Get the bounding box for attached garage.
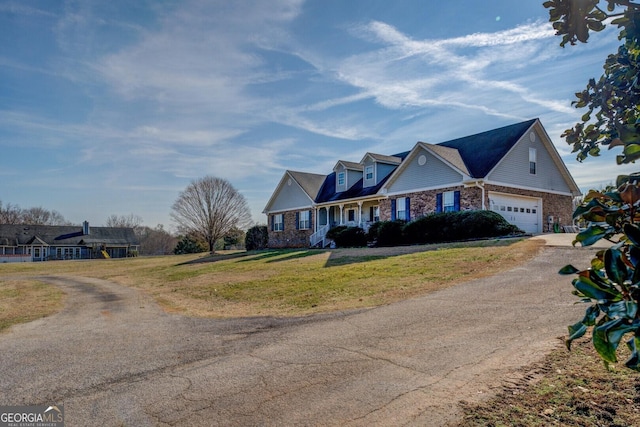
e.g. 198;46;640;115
489;192;542;234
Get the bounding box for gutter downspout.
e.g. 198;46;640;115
474;181;486;210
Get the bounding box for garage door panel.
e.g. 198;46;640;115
489;193;541;234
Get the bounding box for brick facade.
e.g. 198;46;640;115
380;186;483;221
380;184;574;233
267;209;316;248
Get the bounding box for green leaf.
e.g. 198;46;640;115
559;264;580;275
573;274;622;301
607;321;636;349
625;336;640;371
604;248;627;285
587;21;605;32
624;223;640;247
594;318;638;364
572;198;620;221
566;321;587;350
582;304;600;326
573;225;607;247
593;322;618;363
601;301;638;320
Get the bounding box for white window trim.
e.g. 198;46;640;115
443;191;455;212
397;197;407;220
337;172;346;186
274;214;284;231
365;165;374;180
299;211;310;230
529;148;537;175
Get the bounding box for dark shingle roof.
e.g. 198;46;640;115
311;119;537;203
436;119;536;178
0;224;139;246
315;172;391;203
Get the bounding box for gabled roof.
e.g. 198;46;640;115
0;224;139;247
436;118;537;178
315;172;391;204
334;160;363;171
263;170;326;213
422;143;469;175
265;118;579;211
361;152;403;165
25;235;49;246
288;171;326;200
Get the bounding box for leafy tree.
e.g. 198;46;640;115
223;227;245;249
545;0;640;162
545;0;640;369
171;176;252;253
245;225;269;250
174;235;208;255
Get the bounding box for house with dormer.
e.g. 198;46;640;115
263;119;581;248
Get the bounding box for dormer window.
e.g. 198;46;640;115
337;172;345;186
365;166;373;180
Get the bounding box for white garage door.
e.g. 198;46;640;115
489;193;542;234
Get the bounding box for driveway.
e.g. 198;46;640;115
0;239;598;426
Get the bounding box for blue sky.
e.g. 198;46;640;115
0;0;634;229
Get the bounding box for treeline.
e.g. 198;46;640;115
0;203;179;256
0;202;259;256
0;201;70;226
89;213;180;256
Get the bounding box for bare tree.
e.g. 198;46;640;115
105;214;143;232
21;207;69;225
137;224;178;255
0;201;22;224
0;202;69;225
171;176;252;253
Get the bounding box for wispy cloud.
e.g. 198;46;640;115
0;2;57;17
330;20;571;121
0;0;625;226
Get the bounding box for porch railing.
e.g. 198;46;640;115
310;224;331;247
310;221;377;247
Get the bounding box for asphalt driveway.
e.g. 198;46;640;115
0;241;597;426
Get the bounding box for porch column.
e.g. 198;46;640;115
357;201;363;226
339;204;344;225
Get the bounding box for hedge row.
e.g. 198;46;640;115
327;210;524;248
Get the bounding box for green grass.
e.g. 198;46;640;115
0;238;539;318
0;280;65;332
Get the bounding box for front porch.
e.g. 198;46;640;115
310;199;382;247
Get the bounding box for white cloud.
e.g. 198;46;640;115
0;2;57;17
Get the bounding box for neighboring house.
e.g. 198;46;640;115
0;221;139;262
263;118;582;248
